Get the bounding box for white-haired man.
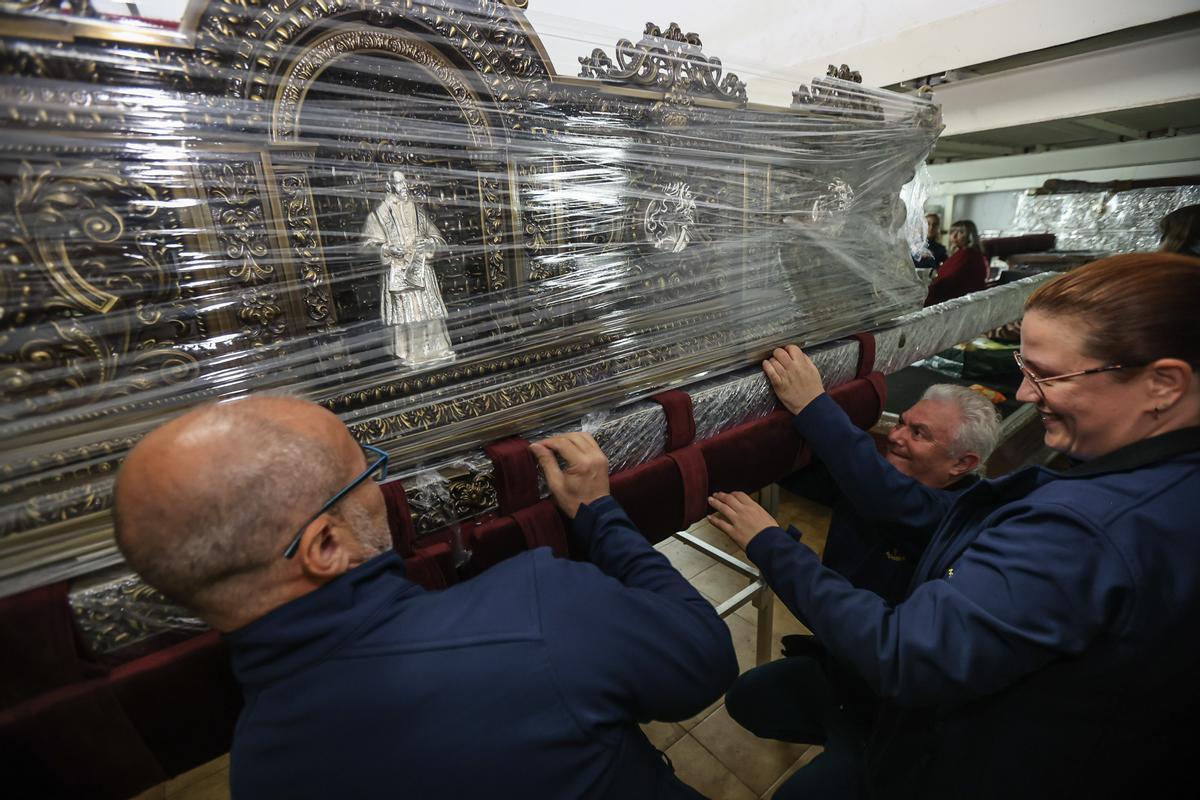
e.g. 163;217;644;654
723;346;1000;799
813;380;1002;604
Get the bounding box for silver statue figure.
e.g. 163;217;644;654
362;170;455;366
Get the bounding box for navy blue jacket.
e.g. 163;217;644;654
225;496;737;799
787;394;974;605
749;398;1200;798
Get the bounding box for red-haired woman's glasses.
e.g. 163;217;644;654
1013;351;1137;401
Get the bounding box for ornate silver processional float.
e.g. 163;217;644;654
0;2;1043;652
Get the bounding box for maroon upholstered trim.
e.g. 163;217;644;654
513;499;569;557
847;331;877;378
610;457;688;545
667;446;710;528
485;437;539;515
701;409;810;493
108;632;240;778
459;516;528;578
651;390;709;528
0;581;86;711
484;437;569;557
651;390;697;452
381;479;417;556
0;679;167;799
406;542;457;590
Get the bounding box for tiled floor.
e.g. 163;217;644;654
137;490;833;800
645;491;832;800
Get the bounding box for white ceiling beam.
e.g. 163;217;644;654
933;141;1024;156
928;160;1200;196
1068;117;1146;140
931;29;1200;138
926;133;1200;184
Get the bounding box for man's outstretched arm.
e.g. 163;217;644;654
766;344;954;532
531;434;738;723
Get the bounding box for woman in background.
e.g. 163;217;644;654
924;218;988;306
1159;203;1200;256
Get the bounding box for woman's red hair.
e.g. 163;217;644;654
1025;252;1200;370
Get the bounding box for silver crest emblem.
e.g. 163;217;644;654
644;182;697;253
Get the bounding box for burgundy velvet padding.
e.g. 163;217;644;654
484;437;540;514
486;436;569;558
848;331;876;378
381;479;418;556
667;446;710;527
651;390;697;452
700;409;810;494
513;499;568;557
0;582;86;711
405;542;457;590
650;390;709;531
108;632;241;778
0;679;166;799
458;516;529;579
610;457;692;545
828;332;888;430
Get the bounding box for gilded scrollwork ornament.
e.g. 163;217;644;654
792;64;885;119
578;22;748;106
0;158;199;422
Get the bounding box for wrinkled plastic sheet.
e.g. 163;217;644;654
68;272;1048;655
1011;185;1200;253
2;3;941;602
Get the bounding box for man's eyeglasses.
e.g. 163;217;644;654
283;443;389;559
1013;351;1138;402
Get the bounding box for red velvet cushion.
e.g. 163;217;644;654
108;632;241;778
0;582;88;711
0;679;166;799
382;480;418;556
701;409;810;493
611;456;691;544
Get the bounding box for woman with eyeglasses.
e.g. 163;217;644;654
708;252;1200;799
923;219;989;306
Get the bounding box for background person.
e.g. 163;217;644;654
914;212;949;270
113;398;736;800
924;219;989;306
712;252;1200;799
1159;203;1200;256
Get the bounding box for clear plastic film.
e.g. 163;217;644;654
67;272;1049;656
0;2;942;595
69;564;207;656
385;275;1045;546
900;163;934;260
1011;185;1200;253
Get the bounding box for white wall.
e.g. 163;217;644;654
954;191;1023;235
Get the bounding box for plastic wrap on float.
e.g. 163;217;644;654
1011;185;1200;253
0;2;946;596
65;272;1050;655
68;566;207;656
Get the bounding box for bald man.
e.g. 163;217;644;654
114;397;736;800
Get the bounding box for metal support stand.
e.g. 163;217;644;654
672;483;780;667
755;485;779;666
